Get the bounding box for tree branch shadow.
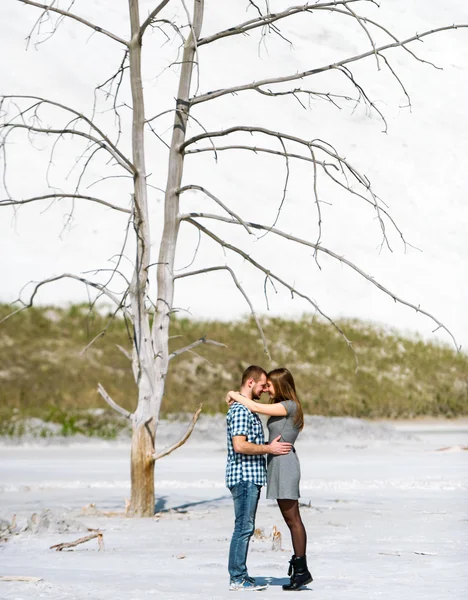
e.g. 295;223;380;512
155;495;230;513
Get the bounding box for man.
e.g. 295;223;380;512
226;365;292;591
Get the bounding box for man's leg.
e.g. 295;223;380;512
228;481;261;583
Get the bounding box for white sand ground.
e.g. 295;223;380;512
0;418;467;600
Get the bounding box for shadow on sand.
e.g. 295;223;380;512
255;576;313;591
155;495;230;513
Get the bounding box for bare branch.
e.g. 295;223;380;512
153;404;203;461
145;109;175;124
181;124;328;154
18;0;128;46
308;145;322;251
182;125;398;247
342;1;380;70
253;86;355;109
12;273;131;319
191;25;468;105
184;142;399;246
178;185;252;234
80;331;106;356
0;193;131;214
2;122;135;174
197;1;368;46
321;6;444;70
182;213;460;350
1;96;132;169
168;335;226;360
184;218;357;360
79;304;124;355
0;306;26;326
256;135;290;238
116;344;132;360
174;266;271;358
97;383;132;419
185;143;330;167
140;0;173;39
92;51;129;142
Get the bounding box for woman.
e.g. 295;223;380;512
226;368;313;591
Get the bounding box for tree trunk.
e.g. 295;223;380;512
130;420;155;517
128;0;155;517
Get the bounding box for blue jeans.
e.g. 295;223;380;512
228;480;261;582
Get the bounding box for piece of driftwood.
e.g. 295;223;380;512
50;531;104;552
81;499;131;517
0;576;42;582
271;526;282;551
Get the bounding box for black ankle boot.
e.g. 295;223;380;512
282;555;313;591
287;555;296;577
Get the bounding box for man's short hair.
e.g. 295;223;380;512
241;365;267;386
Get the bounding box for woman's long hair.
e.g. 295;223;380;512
267;368;304;430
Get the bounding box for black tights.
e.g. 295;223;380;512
277;499;307;557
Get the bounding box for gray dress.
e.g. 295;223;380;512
266;400;301;499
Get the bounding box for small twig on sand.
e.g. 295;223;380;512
50;530;104;552
81;499;131;517
436;445;468;452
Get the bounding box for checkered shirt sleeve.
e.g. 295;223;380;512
225;403;267;488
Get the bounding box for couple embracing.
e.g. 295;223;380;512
225;365;312;592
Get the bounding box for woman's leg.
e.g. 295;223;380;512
277;498;307;557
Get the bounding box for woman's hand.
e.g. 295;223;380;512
226;390;248;407
225;391;236;406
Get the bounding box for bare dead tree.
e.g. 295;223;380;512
1;0;466;516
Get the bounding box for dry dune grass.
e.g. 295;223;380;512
0;304;467;437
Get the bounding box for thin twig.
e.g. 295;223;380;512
140;0;173;39
116;344;132;360
178;185;252;234
175;265;270;357
18;0;128;46
0;193;131;214
169;336;226;360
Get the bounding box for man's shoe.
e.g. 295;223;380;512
229;578;268;591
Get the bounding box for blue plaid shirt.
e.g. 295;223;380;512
226;402;267;488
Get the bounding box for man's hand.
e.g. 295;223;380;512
232;434;292;456
268;435;292;455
